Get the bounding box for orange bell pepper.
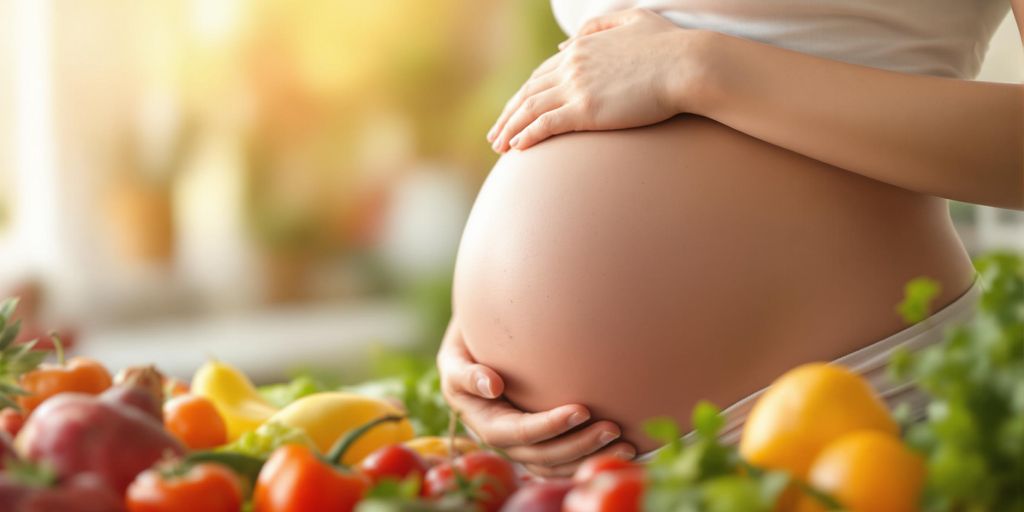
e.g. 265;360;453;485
18;357;112;414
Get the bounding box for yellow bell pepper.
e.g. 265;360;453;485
403;436;479;459
191;360;279;441
267;391;414;465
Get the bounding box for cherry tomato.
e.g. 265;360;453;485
358;444;428;485
164;394;228;450
423;451;518;512
126;463;243;512
18;357;111;414
573;454;636;483
563;468;644;512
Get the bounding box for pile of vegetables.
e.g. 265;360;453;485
0;251;1019;511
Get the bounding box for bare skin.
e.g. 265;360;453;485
441;5;1023;477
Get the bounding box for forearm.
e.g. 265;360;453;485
690;31;1024;209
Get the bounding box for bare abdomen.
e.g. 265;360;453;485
452;115;972;451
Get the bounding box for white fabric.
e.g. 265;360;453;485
637;278;983;461
551;0;1011;78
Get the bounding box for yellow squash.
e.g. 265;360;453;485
191;360;279;441
267;391;414;465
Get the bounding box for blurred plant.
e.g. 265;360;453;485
890;251;1024;511
644;403;794;512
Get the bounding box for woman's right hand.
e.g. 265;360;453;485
437;317;636;477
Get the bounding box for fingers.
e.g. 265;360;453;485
437;320;505;399
504;420;621;467
523;441;637;478
488;74;560;148
456;396;591;449
493;86;565;152
508;105;576;151
487;53;564;143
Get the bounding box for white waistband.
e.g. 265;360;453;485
638;278;982;461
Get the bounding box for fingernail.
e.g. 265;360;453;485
615;448;636;460
567;411;589;428
598;431;619;445
486;127;496;142
476;377;492;398
509;136;520;148
491;140;501;152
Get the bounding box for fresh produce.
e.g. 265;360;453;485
253;444;369;512
218;421;314;459
422;451;518;512
162;377;189;399
18;356;112;416
107;366;165;421
643;403;790;512
499;478;574;512
14;376;185;494
0;432;14;470
563;468;645;512
573;454;636;483
191;361;278;441
0;468;126;512
0;408;23;439
164;395;228;450
889;251;1024;511
739;362;898;479
403;436;478;464
252;415;408;512
0;299;49;411
0;251;1014;511
358;444;428;486
796;430;925;512
125;462;244;512
268;392;414;464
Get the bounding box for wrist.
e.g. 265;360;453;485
669;29;736;118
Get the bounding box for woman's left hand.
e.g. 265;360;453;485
488;8;713;153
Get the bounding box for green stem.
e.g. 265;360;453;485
325;415;405;466
49;331;64;366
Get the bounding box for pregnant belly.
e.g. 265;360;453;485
452;115;971;451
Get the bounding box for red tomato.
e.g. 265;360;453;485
563;468;645;512
254;444;369;512
0;408;25;438
358;444;428;485
126;463;243;512
573;455;636;483
423;451;518;512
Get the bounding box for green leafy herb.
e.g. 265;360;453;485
258;374;325;408
340;349;458;437
218;421;314;458
889;251;1024;511
0;298;48;411
897;277;942;324
644;402;790;512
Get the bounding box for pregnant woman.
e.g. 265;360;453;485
439;1;1024;476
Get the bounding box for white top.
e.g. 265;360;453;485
551;0;1011;78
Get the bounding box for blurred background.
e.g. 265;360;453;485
0;0;1021;383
